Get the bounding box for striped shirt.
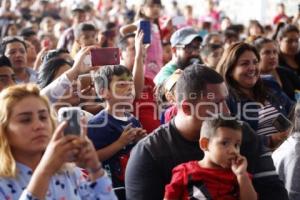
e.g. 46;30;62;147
254;103;280;178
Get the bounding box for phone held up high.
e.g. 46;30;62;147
272;113;293;132
58;107;82;136
139;20;151;44
90;47;120;67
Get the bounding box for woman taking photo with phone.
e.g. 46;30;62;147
217;42;293;200
0;84;117;200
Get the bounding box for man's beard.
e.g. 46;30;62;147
177;56;201;70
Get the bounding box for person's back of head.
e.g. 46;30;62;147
0;55;12;68
38;57;72;88
41;48;70;64
0;55;15;91
118;33;135;52
93;65;132;101
176;64;224;104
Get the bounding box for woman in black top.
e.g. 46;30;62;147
277;24;300;76
253;37;300;101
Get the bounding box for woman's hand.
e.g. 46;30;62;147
37;121;82;176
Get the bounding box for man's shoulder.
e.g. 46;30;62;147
135;123;173;150
154;61;178;85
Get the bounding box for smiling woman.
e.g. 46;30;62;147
0;84;117;200
217;42;292;200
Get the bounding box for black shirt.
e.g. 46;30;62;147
125;119;203;200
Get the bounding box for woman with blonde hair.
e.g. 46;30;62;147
0;84;117;199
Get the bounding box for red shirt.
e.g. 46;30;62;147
133;77;160;133
165;161;244;200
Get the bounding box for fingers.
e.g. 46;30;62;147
123;123;133;132
51;121;68;141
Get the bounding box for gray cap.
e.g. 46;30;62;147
170;27;202;47
71;3;86;12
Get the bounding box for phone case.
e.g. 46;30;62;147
91;48;120;66
272;114;292;132
58;107;81;136
140;20;151;44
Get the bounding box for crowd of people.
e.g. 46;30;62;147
0;0;300;199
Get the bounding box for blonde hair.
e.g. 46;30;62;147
0;84;56;178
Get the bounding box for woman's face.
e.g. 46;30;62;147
231;50;260;89
279;31;299;56
259;42;279;73
7;96;53;157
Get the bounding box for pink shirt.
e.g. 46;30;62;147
144;23;163;80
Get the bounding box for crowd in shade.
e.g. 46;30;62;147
0;0;300;199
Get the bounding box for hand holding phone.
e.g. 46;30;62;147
139;20;151;44
118;123;136;146
58;107;82;136
272;113;292;132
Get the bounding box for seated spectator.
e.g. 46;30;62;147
217;42;291;200
253;37;300;101
200;43;224;70
0;55;15;91
277;24;300;76
0;84;117;200
125;64;229;200
88;65;147;200
272;101;300;200
0;36;38;83
164;115;257;200
71;22;98;57
154;27;202;85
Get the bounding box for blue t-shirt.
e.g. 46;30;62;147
87;110;141;188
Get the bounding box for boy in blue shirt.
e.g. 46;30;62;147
87;64;146;200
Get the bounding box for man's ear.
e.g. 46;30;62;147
199;137;209;151
181;99;192;115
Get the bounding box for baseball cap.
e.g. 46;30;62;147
71;3;86;12
170;27;202;47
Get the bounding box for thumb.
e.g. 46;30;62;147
52;121;67;141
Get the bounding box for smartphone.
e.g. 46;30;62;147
90;47;120;67
57;107;82;136
272;113;292;132
139;20;151;44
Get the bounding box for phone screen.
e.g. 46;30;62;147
140;20;151;44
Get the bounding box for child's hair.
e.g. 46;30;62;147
135;0;162;20
74;22;98;40
93;65;132;97
155;71;181;105
201;115;242;139
0;55;12;68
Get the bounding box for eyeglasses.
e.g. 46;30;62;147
176;44;201;53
